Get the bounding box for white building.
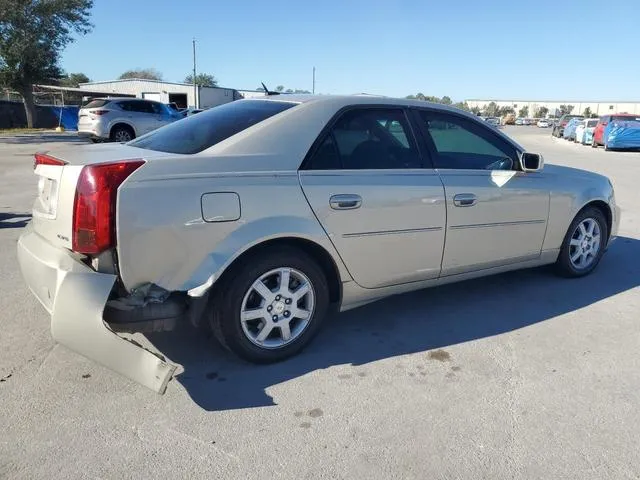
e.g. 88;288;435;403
466;99;640;117
237;89;268;99
78;79;242;109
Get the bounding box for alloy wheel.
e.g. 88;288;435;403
569;218;601;270
240;267;315;349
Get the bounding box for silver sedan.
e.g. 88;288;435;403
17;95;620;392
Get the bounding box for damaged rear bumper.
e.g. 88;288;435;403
16;225;176;393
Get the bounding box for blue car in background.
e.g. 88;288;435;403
604;119;640;150
562;117;584;141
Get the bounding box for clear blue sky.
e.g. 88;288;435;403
62;0;640;101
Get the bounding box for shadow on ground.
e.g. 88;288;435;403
150;236;640;411
0;213;32;229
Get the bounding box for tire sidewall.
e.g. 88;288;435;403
212;248;329;363
557;208;608;277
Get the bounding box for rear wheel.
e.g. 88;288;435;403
209;247;330;363
110;125;135;143
591;137;598;148
555;207;607;278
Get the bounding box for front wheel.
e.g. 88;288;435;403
209;247;330;363
555;207;608;278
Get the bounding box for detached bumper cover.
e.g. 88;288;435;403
17;225;176;393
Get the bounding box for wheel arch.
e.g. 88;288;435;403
577;199;613;240
210;236;343;307
109;121;137;138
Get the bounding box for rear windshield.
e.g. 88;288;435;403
128;99;298;154
83;99;111;109
587;119;598;127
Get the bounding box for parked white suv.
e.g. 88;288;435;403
77;97;183;143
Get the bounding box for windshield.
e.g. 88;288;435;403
128;99;298;154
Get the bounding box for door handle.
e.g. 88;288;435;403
330;194;362;210
453;193;477;207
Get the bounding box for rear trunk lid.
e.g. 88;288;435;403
31;144;170;252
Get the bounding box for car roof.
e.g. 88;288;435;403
88;97;159;102
250;93;472;115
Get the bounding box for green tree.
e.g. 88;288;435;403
453;101;470;112
440;95;452;105
118;68;162;81
534;106;549;118
518;106;529;118
276;85;284;92
184;72;217;87
483;101;499;117
59;72;90;87
583;107;593;118
470;106;482;115
0;0;93;127
559;104;574;115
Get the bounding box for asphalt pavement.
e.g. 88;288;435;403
1;127;639;479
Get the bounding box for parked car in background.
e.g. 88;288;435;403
18;95;620;392
575;119;599;145
181;108;204;117
537;119;551;128
77;97;183;143
502;113;516;125
592;113;640;148
601;117;640;151
485;117;501;127
515;118;524;125
552;114;583;138
562;118;583;141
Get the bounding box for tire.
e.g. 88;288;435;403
90;138;103;144
591;137;598;148
209;246;330;363
110;125;135;143
555;207;608;278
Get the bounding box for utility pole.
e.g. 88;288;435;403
312;66;316;94
192;38;198;109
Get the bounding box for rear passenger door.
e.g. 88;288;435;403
299;107;446;289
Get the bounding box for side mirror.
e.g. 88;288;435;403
520;152;544;172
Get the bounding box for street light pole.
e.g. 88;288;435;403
192;38;198;109
312;66;315;94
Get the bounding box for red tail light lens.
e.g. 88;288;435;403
72;160;145;255
91;110;109;116
34;153;66;170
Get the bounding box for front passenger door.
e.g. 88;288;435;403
414;109;550;276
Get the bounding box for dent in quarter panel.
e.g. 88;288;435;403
201;192;240;222
116;171;351;293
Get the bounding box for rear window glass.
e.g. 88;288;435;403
587;120;598;127
128;99;298;154
83;99;110;108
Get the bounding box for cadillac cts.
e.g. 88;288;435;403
17;95;620;393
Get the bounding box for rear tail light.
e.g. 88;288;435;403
91;110;109;115
33;153;66;170
72;160;145;255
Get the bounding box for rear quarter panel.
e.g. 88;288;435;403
115;158;351;293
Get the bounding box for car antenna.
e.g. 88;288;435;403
261;82;280;96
